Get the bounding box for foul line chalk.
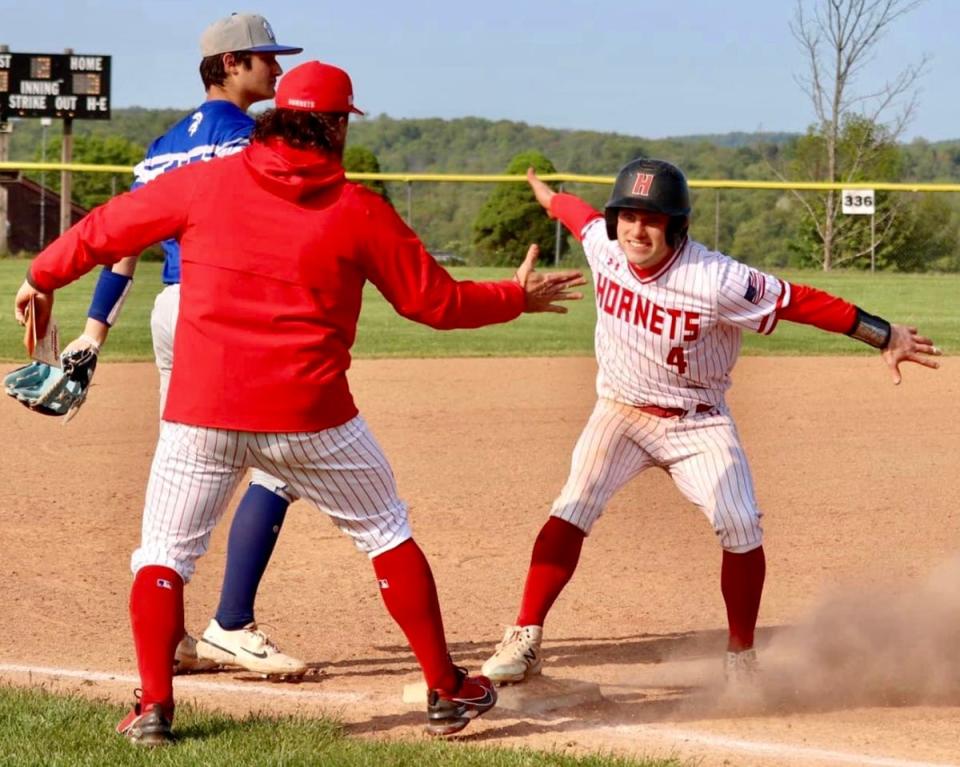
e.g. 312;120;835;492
1;663;954;767
0;663;367;703
602;723;957;767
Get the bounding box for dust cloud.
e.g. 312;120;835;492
744;555;960;711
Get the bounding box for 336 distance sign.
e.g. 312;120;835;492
841;189;875;215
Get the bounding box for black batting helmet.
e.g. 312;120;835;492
604;158;691;247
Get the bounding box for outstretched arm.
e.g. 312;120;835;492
361;188;584;329
528;167;602;243
527;167;556;211
880;323;941;385
513;244;585;314
777;282;941;384
14;165;192;347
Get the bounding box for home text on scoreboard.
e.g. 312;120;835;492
0;52;112;120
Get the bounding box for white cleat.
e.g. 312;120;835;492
481;625;543;684
723;647;761;701
724;647;758;682
196;619;307;678
173;633;220;675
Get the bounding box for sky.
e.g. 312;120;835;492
1;0;957;142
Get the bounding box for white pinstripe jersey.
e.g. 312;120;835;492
580;218;791;410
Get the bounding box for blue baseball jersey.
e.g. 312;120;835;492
132;100;254;284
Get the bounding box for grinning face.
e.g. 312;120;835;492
616;208;673;269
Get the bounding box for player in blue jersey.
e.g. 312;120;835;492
65;13;307;678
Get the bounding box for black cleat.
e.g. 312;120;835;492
426;666;497;736
116;702;174;747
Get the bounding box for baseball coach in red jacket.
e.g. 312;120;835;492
14;60;585;744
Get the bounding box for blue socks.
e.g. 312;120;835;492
214;484;289;630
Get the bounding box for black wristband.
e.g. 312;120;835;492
847;307;892;349
25;267;44;292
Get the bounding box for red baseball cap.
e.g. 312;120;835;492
275;61;365;115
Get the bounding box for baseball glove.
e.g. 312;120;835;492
3;346;99;421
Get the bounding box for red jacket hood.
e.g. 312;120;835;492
243;138;346;202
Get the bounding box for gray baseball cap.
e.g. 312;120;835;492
200;12;303;57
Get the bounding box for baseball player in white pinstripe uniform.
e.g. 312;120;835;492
15;61;584;745
481;159;941;688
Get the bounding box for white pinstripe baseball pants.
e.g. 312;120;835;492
551;397;763;553
151;283;293;499
131;416;411;581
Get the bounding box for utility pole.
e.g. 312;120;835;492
59;47;73;235
0;44;10;255
39;117;51;249
0;121;9;256
714;190;721;251
554;183;563;266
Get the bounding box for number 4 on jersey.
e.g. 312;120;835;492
666;346;687;375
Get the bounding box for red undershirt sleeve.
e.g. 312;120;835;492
777;282;858;334
549;194;603;241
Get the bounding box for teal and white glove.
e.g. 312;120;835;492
4;341;99;421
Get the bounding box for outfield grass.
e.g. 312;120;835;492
0;686;682;767
0;259;954;362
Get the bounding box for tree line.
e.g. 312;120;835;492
7;109;960;272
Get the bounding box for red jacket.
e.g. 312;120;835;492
29;139;525;431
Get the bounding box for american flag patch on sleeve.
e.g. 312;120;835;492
744;270;766;304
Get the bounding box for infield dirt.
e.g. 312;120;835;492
2;356;958;766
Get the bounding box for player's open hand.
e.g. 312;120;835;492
514;244;586;313
14;279;54;344
882;323;941;385
527;168;556;211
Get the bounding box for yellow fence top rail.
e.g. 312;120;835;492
3;162;960;192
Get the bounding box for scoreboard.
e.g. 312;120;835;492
0;52;111;120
